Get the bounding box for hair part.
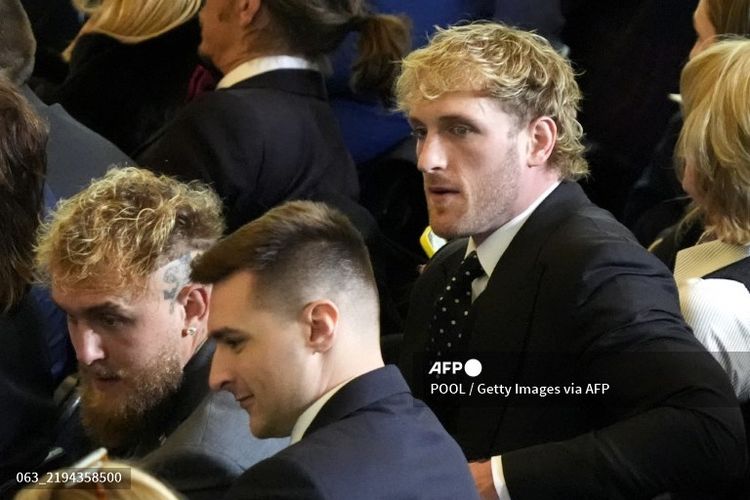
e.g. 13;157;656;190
0;0;36;85
677;38;750;244
0;75;47;313
395;21;588;180
262;0;410;103
191;200;378;315
35;167;224;295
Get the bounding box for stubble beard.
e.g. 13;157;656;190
429;148;522;241
79;348;183;450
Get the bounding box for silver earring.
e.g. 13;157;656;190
187;327;197;336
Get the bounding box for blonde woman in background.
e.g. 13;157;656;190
673;38;750;402
39;0;203;154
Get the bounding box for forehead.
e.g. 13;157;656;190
51;272;158;312
209;271;257;322
408;91;516;124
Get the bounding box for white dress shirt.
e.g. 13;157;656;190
675;239;750;402
464;181;560;500
217;55;320;90
290;379;350;445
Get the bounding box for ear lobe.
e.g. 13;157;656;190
304;300;339;354
527;116;557;167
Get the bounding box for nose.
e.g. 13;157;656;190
208;348;232;392
69;321;106;365
416;132;447;174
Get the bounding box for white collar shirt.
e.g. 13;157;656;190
217;55;320;90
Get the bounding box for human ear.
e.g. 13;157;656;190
527;116;557;167
179;284;211;333
237;0;262;28
302;300;339;354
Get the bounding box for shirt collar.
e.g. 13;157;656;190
467;181;560;278
289;379;349;444
217;55;320;89
675;239;750;284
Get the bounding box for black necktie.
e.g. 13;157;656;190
428;251;484;358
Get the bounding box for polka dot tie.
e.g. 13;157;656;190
428;251;484;358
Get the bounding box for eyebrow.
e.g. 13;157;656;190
209;327;246;341
408;114;480;127
53;298;128;317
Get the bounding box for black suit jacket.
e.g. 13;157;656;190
224;366;478;500
400;182;746;499
137;69;360;232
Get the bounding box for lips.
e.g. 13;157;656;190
90;375;123;392
236;394;255;411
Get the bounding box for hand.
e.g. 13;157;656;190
469;460;499;500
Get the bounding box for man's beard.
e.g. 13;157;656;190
78;348;183;450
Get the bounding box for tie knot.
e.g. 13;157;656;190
457;251;484;282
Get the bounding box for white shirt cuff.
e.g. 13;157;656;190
491;455;511;500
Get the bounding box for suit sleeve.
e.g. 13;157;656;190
223;456;327;500
502;232;747;499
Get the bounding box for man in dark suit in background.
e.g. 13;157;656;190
191;200;479;500
396;23;746;499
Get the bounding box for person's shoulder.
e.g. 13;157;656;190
225;452;326;500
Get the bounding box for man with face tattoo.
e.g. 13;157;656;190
35;167;285;500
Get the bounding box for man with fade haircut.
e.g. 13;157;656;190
191;200;479;500
35;167;285;500
395;22;746;499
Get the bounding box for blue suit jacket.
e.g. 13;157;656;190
224;365;478;500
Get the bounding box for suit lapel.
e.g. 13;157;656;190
456;182;591;458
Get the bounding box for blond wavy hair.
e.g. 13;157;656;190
395;22;588;180
63;0;201;60
35;167;224;295
677;38;750;244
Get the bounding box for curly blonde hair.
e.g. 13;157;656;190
395;22;588;180
677;38;750;244
35;167;224;294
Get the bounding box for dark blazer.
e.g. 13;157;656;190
400;181;746;499
137;69;360;232
40;18;200;155
224;365;479;500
